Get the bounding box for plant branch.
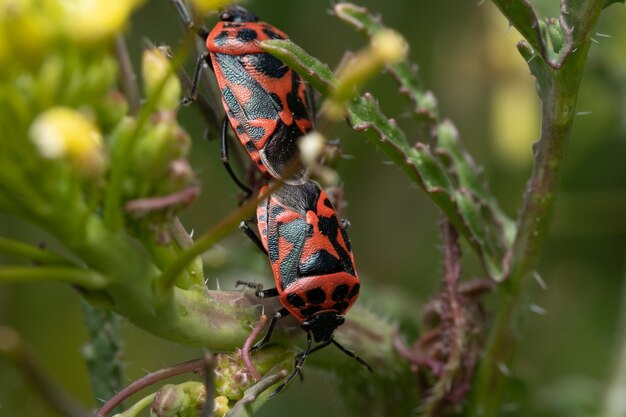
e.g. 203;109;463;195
469;1;605;415
0;237;74;265
81;302;125;415
114;35;141;115
94;358;206;417
0;266;107;288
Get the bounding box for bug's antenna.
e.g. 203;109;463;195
270;333;314;397
332;339;373;372
171;0;210;40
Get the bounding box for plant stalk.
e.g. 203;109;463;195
469;1;604;414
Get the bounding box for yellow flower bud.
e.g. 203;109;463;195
0;0;58;64
329;29;408;120
29;107;106;176
370;29;408;65
142;47;181;111
59;0;143;44
214;395;230;417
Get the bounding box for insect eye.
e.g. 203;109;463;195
301;321;311;330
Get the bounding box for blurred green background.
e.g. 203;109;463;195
1;0;626;416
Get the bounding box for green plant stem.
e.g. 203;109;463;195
0;266;107;288
0;237;74;265
469;2;604;415
81;302;125;415
111;393;155;417
156;190;258;292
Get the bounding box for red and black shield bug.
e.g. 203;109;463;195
238;180;372;396
172;2;316;196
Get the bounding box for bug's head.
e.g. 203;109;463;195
301;312;345;343
219;6;258;23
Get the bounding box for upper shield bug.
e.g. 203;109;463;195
238;180;372;396
172;2;316;196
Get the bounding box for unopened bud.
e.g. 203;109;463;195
214;395;230;417
299;132;326;167
142;47;181;111
29;107;106;176
151;384;187;417
371;29;408;65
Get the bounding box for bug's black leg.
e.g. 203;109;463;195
341;219;351;230
290;338;332;382
332;339;373;372
235;281;279;299
239;221;267;255
250;307;290;352
221;117;253;198
181;52;211;106
270;332;313;398
171;0;210;40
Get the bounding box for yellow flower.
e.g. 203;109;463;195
29;107;106;176
59;0;144;44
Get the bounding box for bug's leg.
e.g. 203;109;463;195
332;339;373;372
221;117;254;198
235;281;279;299
270;332;313;398
250;307;290;352
171;0;209;38
239;220;267;255
340;219;351;230
290;338;332;382
181;52;211;106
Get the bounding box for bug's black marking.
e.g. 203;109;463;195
305;288;326;304
349;283;360;299
236;125;245;135
323;198;333;208
262;27;286;40
300;305;322;316
331;284;349;301
332;301;349;312
269;92;283;111
318;215;355;275
286;72;311;121
287;293;306;308
237;28;257;42
248;53;289;79
299;249;344;277
340;226;352;252
245;140;256;152
214;31;229;46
